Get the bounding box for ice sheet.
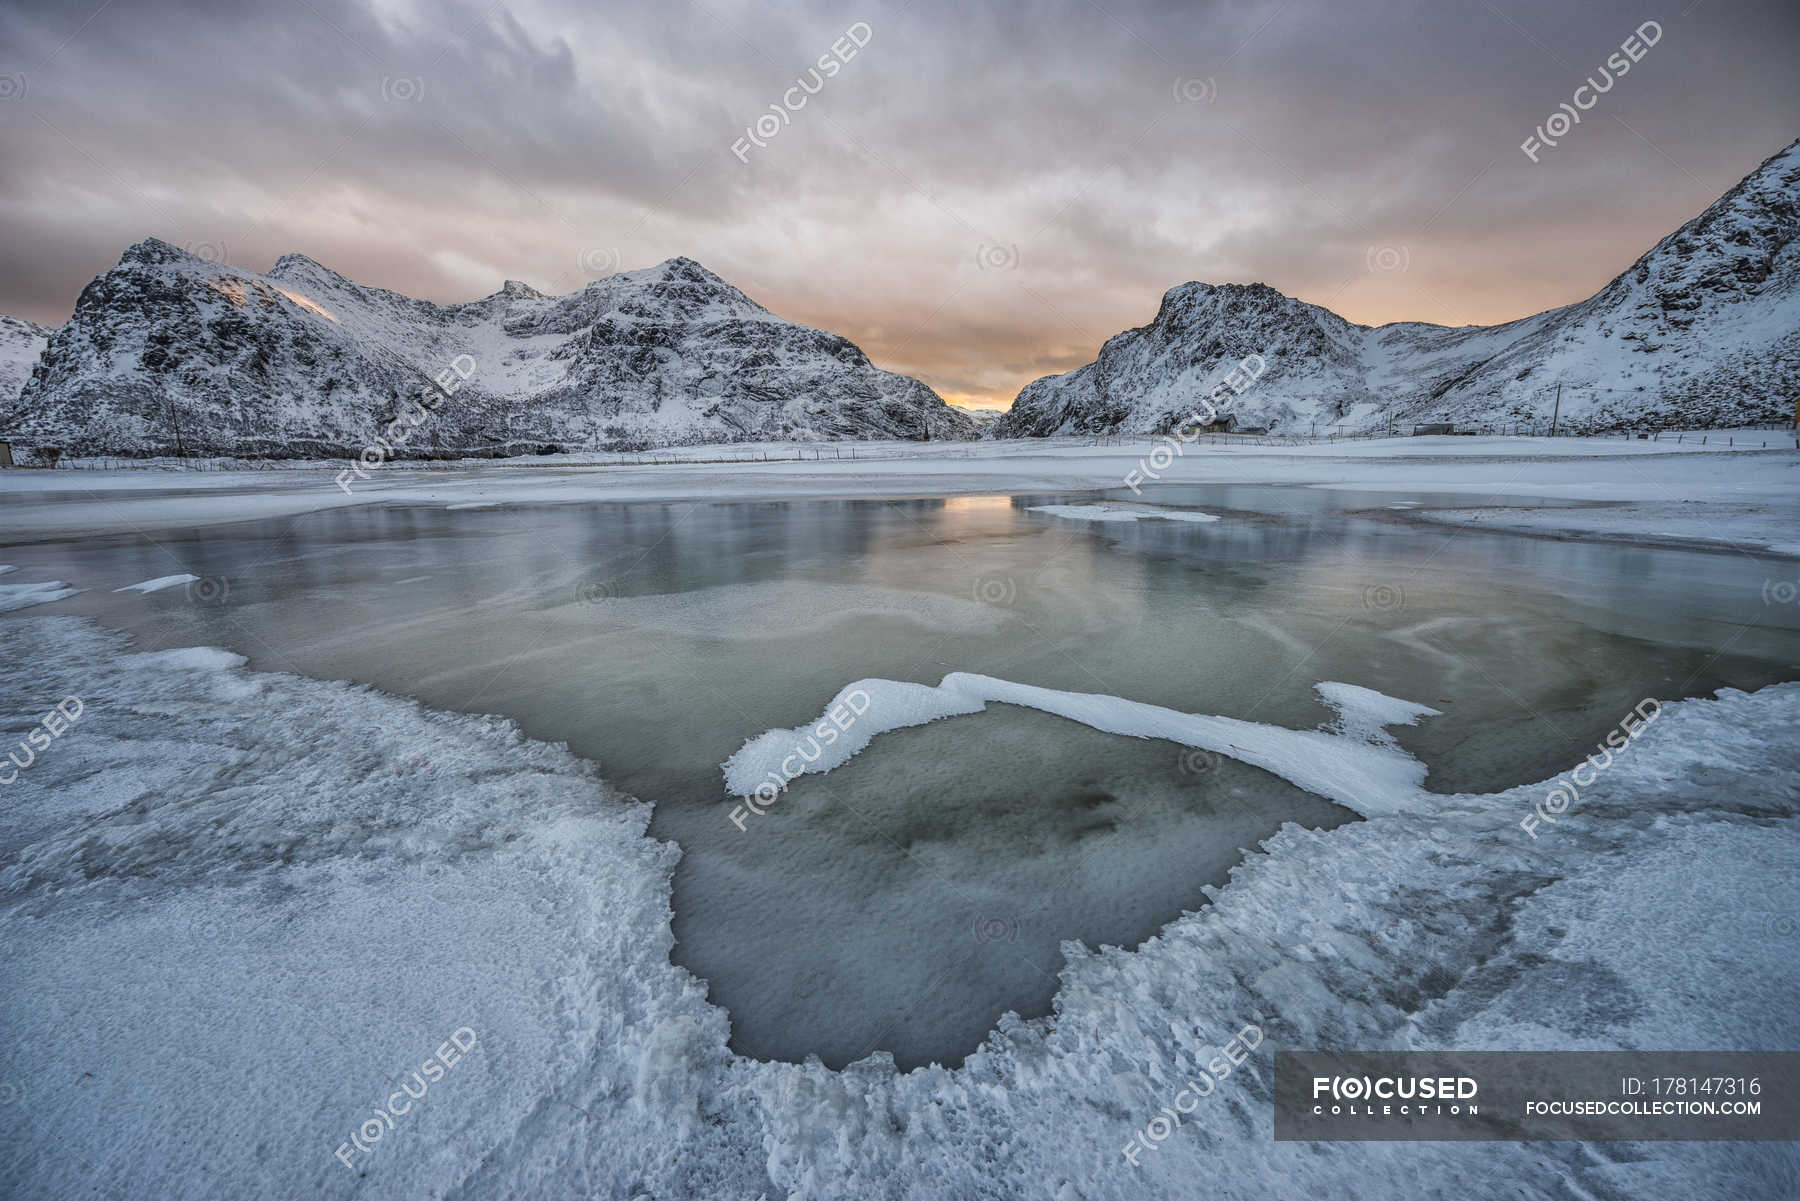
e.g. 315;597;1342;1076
4;436;1795;557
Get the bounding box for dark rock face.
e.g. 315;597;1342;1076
5;246;974;457
992;139;1800;437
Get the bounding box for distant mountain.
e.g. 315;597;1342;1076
0;315;53;408
992;138;1800;437
956;407;1007;431
4;242;974;457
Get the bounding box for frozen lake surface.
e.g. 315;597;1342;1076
10;483;1798;1068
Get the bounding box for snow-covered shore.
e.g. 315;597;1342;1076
2;616;1797;1200
4;434;1798;558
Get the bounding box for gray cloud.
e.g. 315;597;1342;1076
1;0;1795;406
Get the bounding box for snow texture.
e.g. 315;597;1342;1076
993;138;1800;437
3;243;975;457
2;616;1797;1199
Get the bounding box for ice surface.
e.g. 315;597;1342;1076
558;580;1011;641
3;435;1794;559
2;616;1797;1199
1027;503;1220;523
112;573;200;593
725;673;1440;818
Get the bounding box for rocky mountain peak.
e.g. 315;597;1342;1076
118;237;197;268
3;240;974;455
992;137;1799;437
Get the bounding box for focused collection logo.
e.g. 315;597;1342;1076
1310;1073;1479;1117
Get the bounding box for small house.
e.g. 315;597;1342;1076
1412;422;1454;436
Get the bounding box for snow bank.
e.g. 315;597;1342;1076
724;673;1440;818
4;615;1797;1200
112;573;200;593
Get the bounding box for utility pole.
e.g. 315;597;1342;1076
1548;384;1561;439
169;400;186;458
1790;392;1798;430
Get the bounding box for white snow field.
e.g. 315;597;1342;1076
2;616;1797;1200
4;434;1797;557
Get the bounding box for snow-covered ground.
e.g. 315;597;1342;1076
3;436;1798;1199
4;434;1798;557
2;616;1795;1199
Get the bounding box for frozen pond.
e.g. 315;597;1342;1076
8;485;1797;1068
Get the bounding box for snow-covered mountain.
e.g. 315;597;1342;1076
0;315;53;408
4;241;974;456
992;138;1800;437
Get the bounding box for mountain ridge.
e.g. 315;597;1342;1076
991;137;1800;437
5;241;975;456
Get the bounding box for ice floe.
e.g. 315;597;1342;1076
112;573;200;594
1028;503;1220;523
724;673;1440;818
0;579;84;611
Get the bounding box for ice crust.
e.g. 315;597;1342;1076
112;573;200;593
3;615;1797;1200
725;673;1440;818
1026;503;1221;523
0;579;83;611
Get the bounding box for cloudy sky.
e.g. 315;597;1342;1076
2;0;1796;408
